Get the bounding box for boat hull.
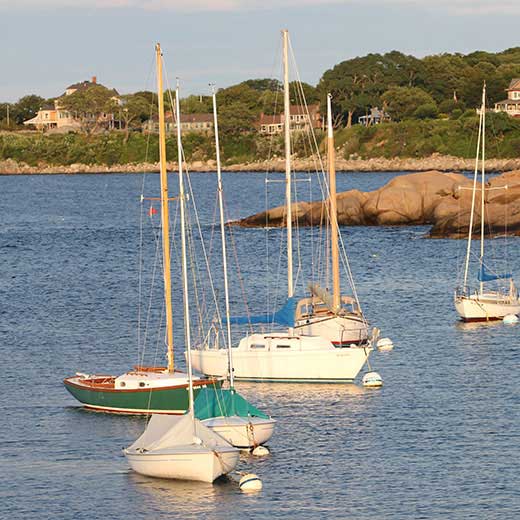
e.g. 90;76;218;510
63;377;219;414
455;294;520;321
191;343;371;383
202;416;276;448
124;446;239;482
295;314;368;345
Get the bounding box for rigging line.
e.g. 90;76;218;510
181;144;225;341
137;192;144;362
163;78;224;345
139;212;162;368
291;75;318;287
223;194;254;330
262;57;284;322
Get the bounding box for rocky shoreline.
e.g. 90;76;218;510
3;154;520;175
236;169;520;239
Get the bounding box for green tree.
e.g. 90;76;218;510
59;85;117;134
11;95;45;125
319;51;423;127
382;86;437;121
241;78;281;92
119;94;151;141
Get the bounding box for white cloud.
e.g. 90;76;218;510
0;0;518;15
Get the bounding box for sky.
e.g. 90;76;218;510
1;0;519;102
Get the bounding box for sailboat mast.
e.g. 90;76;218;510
155;43;175;373
175;82;195;417
480;82;486;295
327;94;341;311
462;89;484;290
283;29;294;302
211;87;235;389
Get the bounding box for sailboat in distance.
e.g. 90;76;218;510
190;30;372;383
454;82;520;321
63;43;220;414
124;45;239;483
294;93;370;346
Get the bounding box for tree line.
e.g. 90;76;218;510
2;47;520;136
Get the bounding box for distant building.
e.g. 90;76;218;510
494;78;520;117
358;107;387;126
258;104;322;134
143;112;214;133
23;76;119;131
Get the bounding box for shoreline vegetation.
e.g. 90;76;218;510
3;110;520;175
3;155;520;175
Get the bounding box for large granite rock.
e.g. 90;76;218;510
236;170;520;238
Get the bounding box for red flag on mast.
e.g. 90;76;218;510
148;206;158;217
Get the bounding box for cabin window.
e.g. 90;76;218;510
276;344;291;349
139;382;146;387
250;344;265;349
120;382;126;387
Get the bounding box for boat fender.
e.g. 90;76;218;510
362;371;383;388
252;445;270;456
377;338;394;351
239;473;263;492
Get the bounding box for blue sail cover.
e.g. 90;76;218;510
223;297;298;328
478;264;513;282
194;387;269;420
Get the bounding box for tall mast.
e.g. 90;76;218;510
327;93;341;311
282;29;293;303
479;82;486;295
175;81;195;417
211;87;235;390
155;43;175;373
462;86;484;290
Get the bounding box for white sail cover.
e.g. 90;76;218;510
128;413;232;452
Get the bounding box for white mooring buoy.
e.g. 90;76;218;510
239;473;263;492
377;337;394;351
252;445;270;457
503;314;519;324
362;371;383;388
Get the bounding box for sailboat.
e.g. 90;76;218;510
63;44;220;414
454;83;520;321
125;46;239;482
293;93;370;346
191;87;275;448
190;30;372;383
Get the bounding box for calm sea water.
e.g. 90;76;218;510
1;171;519;519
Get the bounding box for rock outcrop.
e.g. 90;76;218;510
236;170;520;238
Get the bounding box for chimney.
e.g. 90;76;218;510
91;76;97;84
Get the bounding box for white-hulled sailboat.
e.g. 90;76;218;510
190;30;372;383
455;82;520;321
124;45;239;482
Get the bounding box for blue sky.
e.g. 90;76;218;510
1;0;519;102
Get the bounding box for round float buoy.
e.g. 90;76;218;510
252;445;270;457
239;473;263;492
362;371;383;388
377;337;394;351
503;314;519;324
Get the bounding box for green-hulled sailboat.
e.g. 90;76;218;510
63;46;219;414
